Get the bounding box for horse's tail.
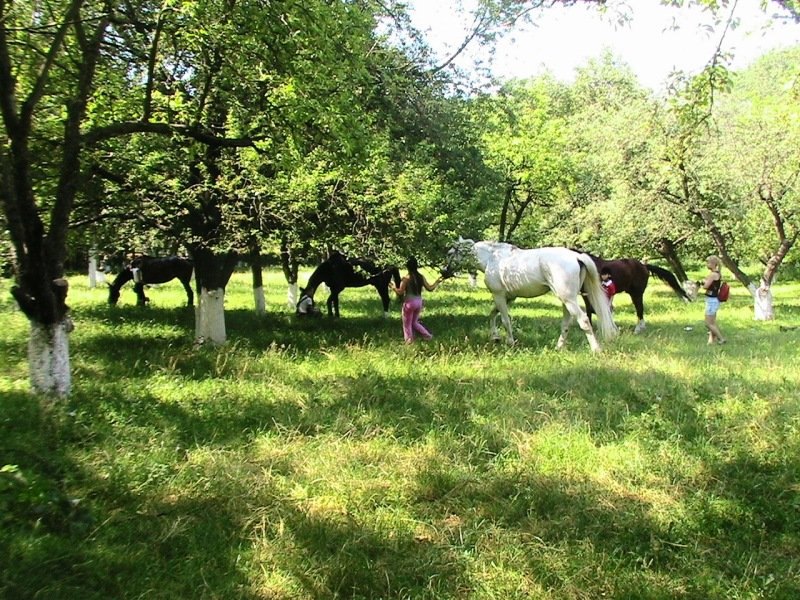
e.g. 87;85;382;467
646;264;691;302
577;253;617;341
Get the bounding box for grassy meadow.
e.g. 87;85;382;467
1;267;799;599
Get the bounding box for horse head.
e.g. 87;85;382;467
441;237;477;278
296;290;321;317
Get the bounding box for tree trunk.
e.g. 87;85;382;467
253;286;266;315
88;252;98;289
190;248;237;344
287;282;300;311
88;248;105;288
697;208;753;287
195;288;227;344
657;237;688;282
498;184;513;242
750;282;775;321
28;318;73;397
281;237;300;310
1;6;109;398
250;246;265;315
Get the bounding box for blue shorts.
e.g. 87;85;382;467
705;297;720;316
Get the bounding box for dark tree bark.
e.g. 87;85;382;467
657;237;689;282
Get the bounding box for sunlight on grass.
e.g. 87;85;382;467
2;271;800;598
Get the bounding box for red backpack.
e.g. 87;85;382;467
718;281;730;302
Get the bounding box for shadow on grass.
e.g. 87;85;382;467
0;391;258;599
5;284;800;598
275;503;470;597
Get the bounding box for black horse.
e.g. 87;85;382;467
108;256;195;307
299;251;401;318
581;254;691;333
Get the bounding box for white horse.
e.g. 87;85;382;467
444;238;617;352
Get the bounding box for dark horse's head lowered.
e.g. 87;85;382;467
299;251;401;318
296;289;322;317
108;256;194;307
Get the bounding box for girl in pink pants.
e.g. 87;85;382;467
402;296;431;342
391;257;444;343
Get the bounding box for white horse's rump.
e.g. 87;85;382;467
445;239;617;351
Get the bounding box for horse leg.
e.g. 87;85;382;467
326;293;336;317
582;293;595;325
556;304;574;350
181;277;194;307
492;294;515;345
631;292;646;333
488;306;501;341
377;285;391;318
564;298;601;352
134;282;148;306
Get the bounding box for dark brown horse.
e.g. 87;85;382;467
299;251;401;318
108;256;194;306
582;254;691;333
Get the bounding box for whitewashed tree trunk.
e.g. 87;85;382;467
750;282;774;321
29;318;73;397
195;288;227;344
88;253;98;289
88;249;105;288
253;286;266;315
287;282;299;311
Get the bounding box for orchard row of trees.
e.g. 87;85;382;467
475;45;800;316
1;0;799;396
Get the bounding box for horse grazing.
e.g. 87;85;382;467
581;254;691;333
108;256;194;307
443;239;617;352
299;251;401;318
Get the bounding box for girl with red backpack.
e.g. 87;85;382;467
701;255;727;345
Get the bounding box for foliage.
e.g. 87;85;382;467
715;48;800;275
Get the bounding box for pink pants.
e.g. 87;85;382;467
402;297;432;343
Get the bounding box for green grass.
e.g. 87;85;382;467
1;270;799;599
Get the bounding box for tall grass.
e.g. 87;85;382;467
1;269;799;599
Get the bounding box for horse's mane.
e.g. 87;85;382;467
569;248;598;259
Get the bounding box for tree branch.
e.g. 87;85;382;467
83;121;266;147
20;0;86;127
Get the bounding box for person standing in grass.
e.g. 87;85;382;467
600;267;617;310
390;256;443;344
701;255;727;345
600;266;619;331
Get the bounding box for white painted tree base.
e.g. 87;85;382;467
750;283;774;320
253;286;266;315
29;319;73;397
287;283;299;311
195;288;227;344
87;254;105;288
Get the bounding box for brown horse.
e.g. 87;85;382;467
581;254;691;333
